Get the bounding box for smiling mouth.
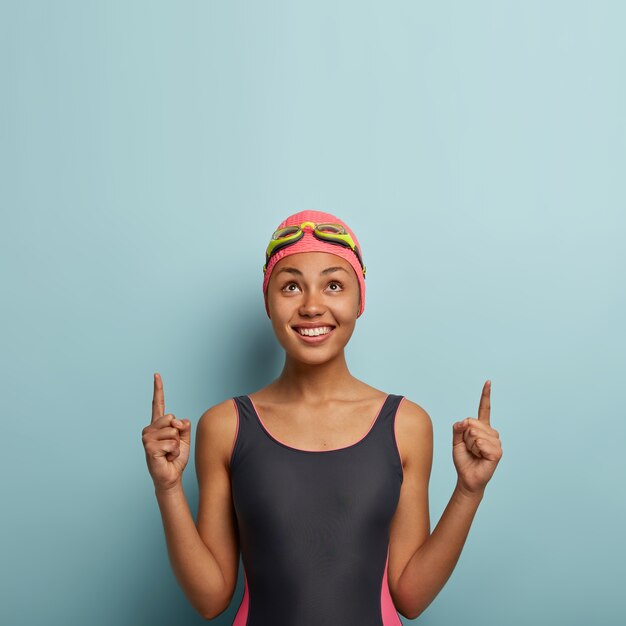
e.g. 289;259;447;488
291;325;336;337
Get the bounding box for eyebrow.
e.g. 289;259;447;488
275;266;349;277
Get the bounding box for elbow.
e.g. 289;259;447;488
201;600;230;621
392;587;422;621
201;572;239;620
197;574;236;620
201;607;224;621
200;592;233;621
400;606;427;621
394;593;427;621
398;607;421;621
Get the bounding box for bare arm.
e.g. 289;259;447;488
143;374;239;620
390;381;502;619
154;484;227;619
394;483;484;618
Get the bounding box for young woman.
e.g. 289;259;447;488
142;209;503;624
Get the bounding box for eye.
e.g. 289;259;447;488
327;280;344;291
280;280;344;292
282;282;300;292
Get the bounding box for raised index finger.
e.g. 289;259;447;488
477;379;491;424
152;372;165;423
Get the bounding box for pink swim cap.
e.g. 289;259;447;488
262;210;366;318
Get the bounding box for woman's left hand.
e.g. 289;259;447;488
452;380;503;496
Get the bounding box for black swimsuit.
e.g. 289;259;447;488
229;393;406;626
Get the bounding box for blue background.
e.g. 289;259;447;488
2;1;624;624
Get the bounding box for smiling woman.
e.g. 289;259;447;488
143;209;503;625
265;249;361;358
278;264;354;343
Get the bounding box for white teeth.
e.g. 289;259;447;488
296;326;332;336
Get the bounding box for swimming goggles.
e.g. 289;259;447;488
263;221;366;278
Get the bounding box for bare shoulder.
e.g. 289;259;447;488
395;397;433;471
196;397;239;469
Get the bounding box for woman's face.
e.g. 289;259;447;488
265;252;361;363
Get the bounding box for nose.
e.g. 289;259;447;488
299;289;326;316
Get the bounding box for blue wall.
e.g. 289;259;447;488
2;1;624;624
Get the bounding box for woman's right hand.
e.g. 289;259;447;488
142;373;192;492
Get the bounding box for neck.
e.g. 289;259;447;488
271;350;358;403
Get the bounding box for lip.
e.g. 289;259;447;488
291;326;335;344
